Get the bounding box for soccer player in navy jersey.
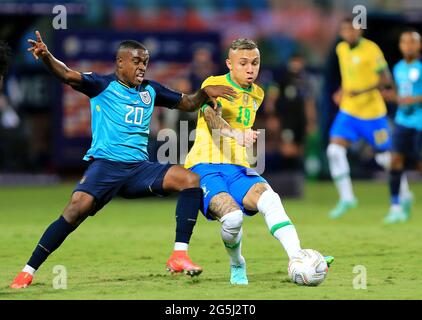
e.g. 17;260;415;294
11;31;237;288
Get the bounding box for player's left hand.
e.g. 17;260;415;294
234;129;259;147
203;85;238;109
348;90;361;97
380;88;396;102
27;31;49;60
397;96;417;106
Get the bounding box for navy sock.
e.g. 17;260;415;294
27;215;76;270
389;170;402;205
175;187;202;244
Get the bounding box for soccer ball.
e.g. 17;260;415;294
288;249;328;286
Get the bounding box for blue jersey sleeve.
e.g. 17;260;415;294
147;80;182;109
392;63;399;82
71;72;112;98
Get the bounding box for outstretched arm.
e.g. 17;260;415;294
202;104;258;147
27;31;82;87
349;68;393;97
176;85;238;112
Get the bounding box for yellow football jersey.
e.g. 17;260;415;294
184;73;264;168
336;37;388;119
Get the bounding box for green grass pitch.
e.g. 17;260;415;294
0;181;421;300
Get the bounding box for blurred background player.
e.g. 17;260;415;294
327;17;412;219
10;31;237;288
383;30;422;224
184;39;333;285
0;40;11;90
0;40;21;168
263;52;318;172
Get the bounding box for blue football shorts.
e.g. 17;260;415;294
190;163;267;220
330;111;391;152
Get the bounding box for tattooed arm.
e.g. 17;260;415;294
202;104;258;147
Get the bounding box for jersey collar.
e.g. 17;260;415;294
348;38;363;51
226;73;252;92
116;78;143;92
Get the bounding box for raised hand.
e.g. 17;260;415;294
203;85;238;109
27;31;49;60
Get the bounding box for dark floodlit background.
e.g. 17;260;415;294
1;0;421;195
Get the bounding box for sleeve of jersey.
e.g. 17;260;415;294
149;80;183;109
372;45;388;73
256;86;265;110
71;72;109;98
392;64;399;82
199;76;216;113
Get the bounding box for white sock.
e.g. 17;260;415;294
23;264;36;275
273;225;301;259
390;204;402;212
257;190;301;259
334;176;355;202
399;174;412;200
224;228;245;266
220;210;244;266
327;143;355;202
174;242;188;251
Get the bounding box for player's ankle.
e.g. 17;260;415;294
172;250;188;256
22;264;36;276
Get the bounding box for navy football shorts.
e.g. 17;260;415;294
74;159;172;215
392;123;422;161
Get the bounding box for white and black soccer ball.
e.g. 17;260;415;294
288;249;328;286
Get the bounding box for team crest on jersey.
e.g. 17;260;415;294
409;68;420;82
253;99;257;111
201;184;210;198
243;93;249;105
352;56;360;64
139;91;151;105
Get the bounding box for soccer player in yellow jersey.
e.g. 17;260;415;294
327;18;412;218
185;39;333;285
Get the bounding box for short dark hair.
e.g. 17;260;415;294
118;40;147;52
0;40;12;76
400;28;421;40
341;16;354;25
229;38;258;51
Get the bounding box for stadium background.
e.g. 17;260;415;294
1;0;422;301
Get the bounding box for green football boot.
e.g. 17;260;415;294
230;263;248;285
400;192;414;219
329;199;358;219
383;206;408;224
324;256;334;268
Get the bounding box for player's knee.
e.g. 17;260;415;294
390;154;404;170
375;152;391;170
63;192;94;226
183;171;200;189
220;210;243;238
327;143;346;160
257;189;283;214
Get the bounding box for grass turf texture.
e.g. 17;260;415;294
0;181;421;300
